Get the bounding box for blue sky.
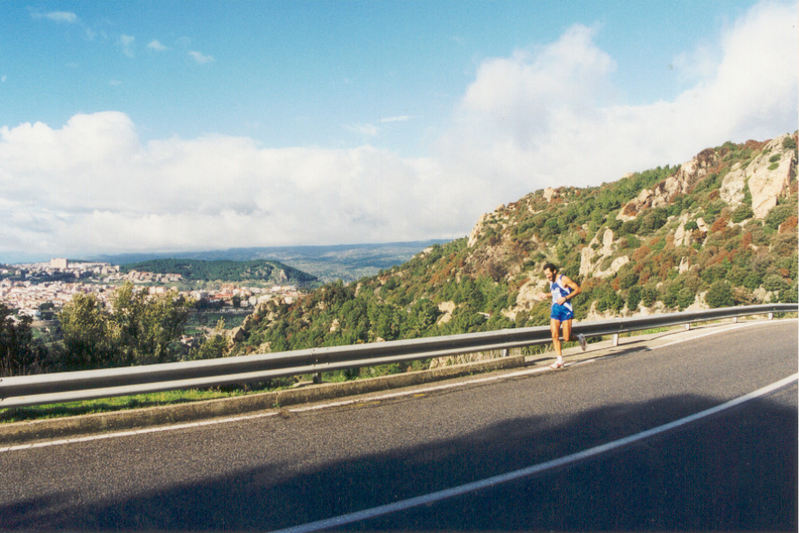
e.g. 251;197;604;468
1;0;797;262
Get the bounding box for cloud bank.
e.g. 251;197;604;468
439;1;797;204
2;1;797;261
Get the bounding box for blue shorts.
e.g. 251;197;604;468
551;304;574;322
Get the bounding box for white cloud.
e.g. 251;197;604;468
0;112;458;258
147;40;168;52
188;50;214;64
437;1;798;205
670;44;717;83
32;11;78;23
118;35;135;58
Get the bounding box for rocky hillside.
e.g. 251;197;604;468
227;133;797;357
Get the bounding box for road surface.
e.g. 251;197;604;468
1;319;796;531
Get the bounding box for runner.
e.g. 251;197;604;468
537;262;586;369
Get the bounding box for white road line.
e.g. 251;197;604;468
0;410;278;453
272;373;799;533
289;366;550;413
648;319;787;351
0;367;552;452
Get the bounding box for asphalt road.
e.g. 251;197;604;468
1;319;796;531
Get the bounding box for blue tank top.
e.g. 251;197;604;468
551;275;573;312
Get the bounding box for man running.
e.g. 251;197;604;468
537;262;586;369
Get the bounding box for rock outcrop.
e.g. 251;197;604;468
579;228;629;279
748;134;796;219
618;149;719;220
620;134;796;221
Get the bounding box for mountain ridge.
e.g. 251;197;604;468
119;258;318;285
89;240;450;283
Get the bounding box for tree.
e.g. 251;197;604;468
58;282;193;370
110;283;194;365
58;292;116;370
190;319;229;360
405;299;439;337
0;304;48;376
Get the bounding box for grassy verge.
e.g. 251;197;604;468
0;388;255;424
0;362;431;424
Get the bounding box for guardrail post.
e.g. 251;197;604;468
612;333;619;347
732;317;738;323
685;323;691;330
502;348;509;358
313;372;322;384
768;312;774;320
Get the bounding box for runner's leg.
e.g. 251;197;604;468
562;318;573;343
550;318;562;357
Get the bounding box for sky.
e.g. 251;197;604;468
1;0;797;263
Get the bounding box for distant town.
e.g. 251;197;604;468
0;258;303;320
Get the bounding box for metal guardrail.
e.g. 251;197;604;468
1;303;796;409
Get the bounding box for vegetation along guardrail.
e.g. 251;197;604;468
0;303;795;409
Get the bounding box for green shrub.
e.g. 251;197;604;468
626;286;642;310
677;288;696;310
765;203;796;229
763;274;790;293
642;286;659;307
743;271;763;290
706;281;734;308
700;264;728;285
727;265;748;286
731;203;754;223
779;281;798;303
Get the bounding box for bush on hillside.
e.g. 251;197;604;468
706;281;734;308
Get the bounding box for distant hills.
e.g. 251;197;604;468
91;240;449;283
225;133;798;356
119;259;317;285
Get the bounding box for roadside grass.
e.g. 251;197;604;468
0;388;252;424
2;315;793;424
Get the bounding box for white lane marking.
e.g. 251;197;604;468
0;411;278;453
289;366;550;413
648;318;789;351
272;373;799;533
2;319;792;452
0;367;551;453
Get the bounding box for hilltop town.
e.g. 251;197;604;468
0;258;303;320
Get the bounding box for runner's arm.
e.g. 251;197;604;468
560;275;581;300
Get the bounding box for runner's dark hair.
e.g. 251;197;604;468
543;262;558;273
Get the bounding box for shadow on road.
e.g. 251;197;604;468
2;389;796;531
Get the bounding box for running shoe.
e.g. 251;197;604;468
577;333;587;351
